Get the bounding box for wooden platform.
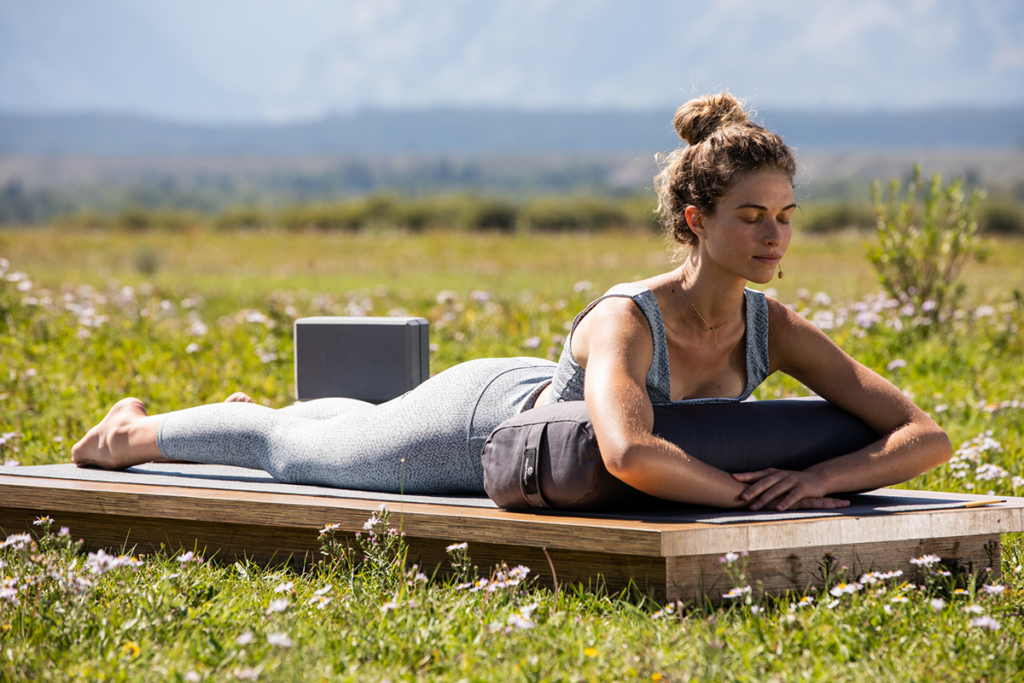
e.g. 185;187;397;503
2;472;1022;600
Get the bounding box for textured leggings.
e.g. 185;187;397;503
157;358;556;494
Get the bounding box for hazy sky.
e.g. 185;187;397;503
1;0;1022;122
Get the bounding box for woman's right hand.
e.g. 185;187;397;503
732;468;851;512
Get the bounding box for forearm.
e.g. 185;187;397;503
605;434;750;508
807;418;952;494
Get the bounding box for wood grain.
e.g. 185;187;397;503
666;535;1001;602
2;475;1020;600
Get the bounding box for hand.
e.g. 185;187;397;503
732;468;850;512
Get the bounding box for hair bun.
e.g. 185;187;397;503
673;93;749;145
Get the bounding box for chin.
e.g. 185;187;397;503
747;271;777;285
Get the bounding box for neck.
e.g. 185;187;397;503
677;254;747;322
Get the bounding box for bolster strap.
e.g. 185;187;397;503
521;421;550;508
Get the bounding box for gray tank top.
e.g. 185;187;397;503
548;283;770;405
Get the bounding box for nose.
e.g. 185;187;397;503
763;218;784;246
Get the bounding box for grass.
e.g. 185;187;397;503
1;226;1023;681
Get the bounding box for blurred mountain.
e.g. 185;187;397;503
2;1;1022;120
1;108;1022;156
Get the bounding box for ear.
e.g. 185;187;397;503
684;206;708;239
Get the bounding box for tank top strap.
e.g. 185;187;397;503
550;283;673;404
740;288;770;400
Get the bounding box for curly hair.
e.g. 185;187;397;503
654;94;797;258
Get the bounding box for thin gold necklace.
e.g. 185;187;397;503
681;281;741;345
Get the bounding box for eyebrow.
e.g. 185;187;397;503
733;203;798;212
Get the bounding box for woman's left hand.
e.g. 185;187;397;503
732;468;850;512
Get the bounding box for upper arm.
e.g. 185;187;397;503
766;298;924;436
572;298;658;465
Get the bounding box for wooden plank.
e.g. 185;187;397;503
666;534;1001;602
0;506;999;601
0;506;667;597
4;475;1024;558
0;475;668;556
660;506;1024;557
2;474;1022;601
0;479;143;516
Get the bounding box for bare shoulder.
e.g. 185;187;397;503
764;295;843;373
571;295;653;372
764;295;806;328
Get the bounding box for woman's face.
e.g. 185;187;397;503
689;171;795;284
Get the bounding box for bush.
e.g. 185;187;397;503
464;199;518;232
277;203;367;232
392;199;438;231
115;206;152;232
114;207;201;232
215;206;270;231
524;196;627;232
800;202;875;233
619;194;660;231
979;202;1024;235
866;164;987;323
53;210;109;231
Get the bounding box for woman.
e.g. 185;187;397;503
72;94;952;511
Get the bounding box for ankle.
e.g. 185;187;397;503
108;422;136;465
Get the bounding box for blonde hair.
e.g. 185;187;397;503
654;94;796;256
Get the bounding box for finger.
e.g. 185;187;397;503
748;478;800;510
773;487;811;512
793;497;833;510
732;468;778;482
793;497;850;511
740;471;789;503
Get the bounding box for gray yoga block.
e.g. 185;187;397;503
293;317;430;404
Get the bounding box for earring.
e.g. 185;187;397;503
777;262;784;279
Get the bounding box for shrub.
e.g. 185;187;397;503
866;164;987;323
215;206;270;231
115;206;152;232
392;198;439;231
54;210;108;231
800;202;875;233
464;199;518;232
619;193;660;231
979;202;1024;235
277;203;367;232
524;196;627;232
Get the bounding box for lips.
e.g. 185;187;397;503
754;255;781;265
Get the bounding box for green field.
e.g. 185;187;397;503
1;227;1023;681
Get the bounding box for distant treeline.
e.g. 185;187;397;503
0;155;657;225
8;191;1022;236
45;193;662;233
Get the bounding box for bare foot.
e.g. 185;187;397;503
225;392;255;404
72;398;160;470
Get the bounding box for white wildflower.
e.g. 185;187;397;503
722;586;751;600
909;554;942;568
266;598;289;614
267;632;293;647
829;582;863;597
971;615;1000;630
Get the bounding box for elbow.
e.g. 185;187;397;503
918;411;952;467
601;441;649;485
907;417;952;473
930;428;953;468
